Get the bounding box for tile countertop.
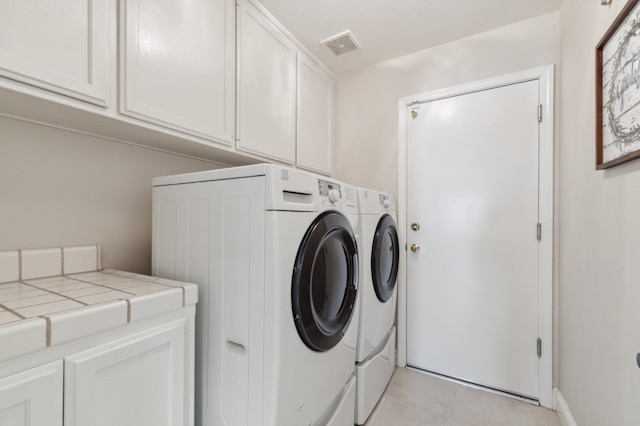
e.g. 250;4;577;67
0;269;198;364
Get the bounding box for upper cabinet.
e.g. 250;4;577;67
0;0;333;174
237;0;297;164
0;0;110;106
120;0;236;144
296;55;332;175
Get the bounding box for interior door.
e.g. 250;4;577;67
406;80;540;399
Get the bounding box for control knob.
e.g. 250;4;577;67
328;188;341;203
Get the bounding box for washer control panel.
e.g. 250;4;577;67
318;180;342;203
379;194;393;210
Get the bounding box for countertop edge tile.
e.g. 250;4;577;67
0;271;196;353
0;318;47;363
129;288;183;323
183;283;198;306
47;300;128;347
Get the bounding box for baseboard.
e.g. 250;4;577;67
553;388;577;426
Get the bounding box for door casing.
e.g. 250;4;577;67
396;65;554;408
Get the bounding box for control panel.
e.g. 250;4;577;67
379;194;393;210
318;179;342;204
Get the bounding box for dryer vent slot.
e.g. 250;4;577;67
283;190;314;204
226;340;246;354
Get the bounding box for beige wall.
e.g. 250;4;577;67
559;1;640;424
0;116;219;273
332;11;560;197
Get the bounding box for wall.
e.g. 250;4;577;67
558;0;640;424
0;116;219;273
332;11;560;197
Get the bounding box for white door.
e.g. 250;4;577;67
406;80;541;399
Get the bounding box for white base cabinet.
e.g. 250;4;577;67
65;319;186;426
0;308;194;426
0;361;63;426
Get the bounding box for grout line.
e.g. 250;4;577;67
0;302;27;320
125;299;132;322
60;247;65;275
18;280;89;307
42;316;52;346
18;250;22;281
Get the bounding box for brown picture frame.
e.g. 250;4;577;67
596;0;640;169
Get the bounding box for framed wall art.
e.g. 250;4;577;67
596;0;640;169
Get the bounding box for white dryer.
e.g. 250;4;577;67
355;188;399;425
152;164;360;426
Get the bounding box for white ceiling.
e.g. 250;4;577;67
257;0;562;75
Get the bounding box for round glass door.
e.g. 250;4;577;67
292;211;358;352
372;214;399;303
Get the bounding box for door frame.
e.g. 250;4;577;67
396;65;554;408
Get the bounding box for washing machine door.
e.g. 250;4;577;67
292;211;358;352
371;214;399;303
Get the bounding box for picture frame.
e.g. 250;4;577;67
596;0;640;169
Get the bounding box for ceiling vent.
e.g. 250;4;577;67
322;31;360;56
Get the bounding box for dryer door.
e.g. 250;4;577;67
372;214;399;303
292;211;358;352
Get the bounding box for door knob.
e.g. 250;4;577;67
411;222;420;231
410;244;420;253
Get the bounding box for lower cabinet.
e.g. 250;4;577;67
0;361;63;426
64;319;186;426
0;310;193;426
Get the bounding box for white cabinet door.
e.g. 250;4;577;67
0;361;63;426
296;55;332;175
64;319;186;426
0;0;110;106
237;0;297;164
120;0;236;144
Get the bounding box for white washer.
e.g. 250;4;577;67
355;188;399;425
152;164;359;426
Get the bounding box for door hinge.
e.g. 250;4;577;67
537;338;542;357
537;104;543;123
536;223;542;241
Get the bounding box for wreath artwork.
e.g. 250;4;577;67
597;0;640;169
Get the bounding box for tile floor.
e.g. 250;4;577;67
365;368;561;426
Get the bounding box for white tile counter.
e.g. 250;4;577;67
0;247;197;363
0;245;197;426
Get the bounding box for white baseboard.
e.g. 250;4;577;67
553;388;577;426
